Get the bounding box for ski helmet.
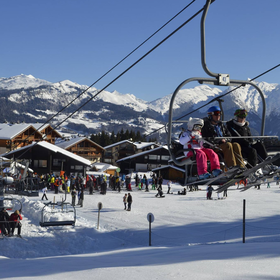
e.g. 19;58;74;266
187;117;204;131
234;109;248;118
207;105;221;115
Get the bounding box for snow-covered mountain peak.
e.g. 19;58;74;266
1;74;280;138
0;74;52;90
96;90;149;112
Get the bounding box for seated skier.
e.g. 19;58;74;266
178;187;187;195
201;106;245;169
155;186;165;197
226;108;280;175
179;117;222;180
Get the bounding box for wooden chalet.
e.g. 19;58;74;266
56;136;104;163
103;140;158;166
3;141;91;176
0;123;62;154
116;146;171;174
32;123;62;145
152;165;185;182
103;140;137;166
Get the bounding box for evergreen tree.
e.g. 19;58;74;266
110;131;116;144
119;128;125;141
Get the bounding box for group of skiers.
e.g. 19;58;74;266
179;106;279;182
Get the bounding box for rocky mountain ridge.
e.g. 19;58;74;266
1;74;280;141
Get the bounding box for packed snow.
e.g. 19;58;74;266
1;177;280;280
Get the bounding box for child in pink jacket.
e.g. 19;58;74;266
179;117;222;180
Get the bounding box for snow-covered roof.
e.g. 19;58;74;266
3;141;91;166
56;136;104;150
116;146;169;162
104;140;135;150
133;141;158;150
152;165;185;173
31;123;51;131
0;123;42;140
31;123;62;138
91;162;118;172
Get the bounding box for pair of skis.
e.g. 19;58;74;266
191;166;242;186
216;153;280;193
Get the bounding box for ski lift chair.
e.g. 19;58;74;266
0;197;22;213
167;0;268;185
39;202;76;227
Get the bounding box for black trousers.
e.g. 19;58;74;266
241;141;268;167
0;222;10;235
10;222;21;235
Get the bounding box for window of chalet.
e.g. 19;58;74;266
70;165;83;170
53;159;66;167
104;158;112;163
148;155;160;160
78;142;85;147
33;160;47;168
161;155;170;161
119;144;134;151
104;151;112;157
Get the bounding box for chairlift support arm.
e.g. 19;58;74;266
167;0;267;165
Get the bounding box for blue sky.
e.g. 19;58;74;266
1;0;280;101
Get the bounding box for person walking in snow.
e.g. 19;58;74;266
167;180;172;194
41;186;48;200
127;193;132;211
71;188;77;206
77;189;84;207
206;185;214;200
123;193;128;210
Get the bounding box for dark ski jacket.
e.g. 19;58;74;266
226;119;253;147
127;194;132;203
201;117;232;145
0;210;10;221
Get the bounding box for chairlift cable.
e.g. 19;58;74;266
14;3;207;160
11;0;197;151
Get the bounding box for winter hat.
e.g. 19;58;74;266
234;109;248;118
187;117;204;131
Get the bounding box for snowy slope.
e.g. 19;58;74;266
1;179;280;279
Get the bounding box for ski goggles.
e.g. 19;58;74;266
193;124;203;131
212;111;221;116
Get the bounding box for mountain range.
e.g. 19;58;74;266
0;74;280;142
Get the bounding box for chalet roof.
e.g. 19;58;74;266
31;123;50;131
56;136;104;150
0;123;42;140
133;142;158;150
2;141;91;166
91;162;118;172
31;123;62;138
152;165;185;173
116;146;169;162
104;140;135;150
